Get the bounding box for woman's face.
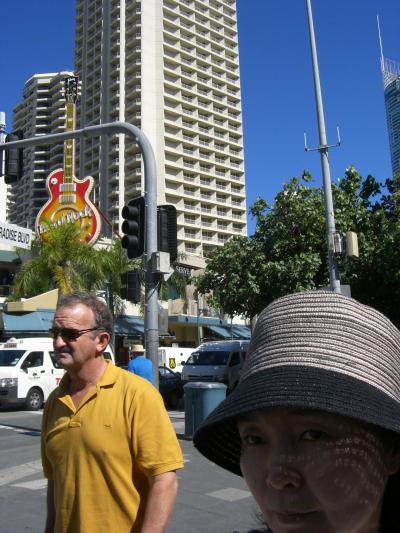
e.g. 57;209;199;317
238;408;400;533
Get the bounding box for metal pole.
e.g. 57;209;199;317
305;0;341;293
0;121;160;387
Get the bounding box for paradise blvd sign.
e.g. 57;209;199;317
0;221;32;250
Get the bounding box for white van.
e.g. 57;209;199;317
158;346;195;375
181;340;250;392
0;337;115;410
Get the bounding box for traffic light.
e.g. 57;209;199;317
120;270;141;303
4;131;24;184
157;205;177;263
121;196;145;259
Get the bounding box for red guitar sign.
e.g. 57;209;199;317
35;76;101;244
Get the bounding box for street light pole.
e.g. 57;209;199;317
305;0;341;293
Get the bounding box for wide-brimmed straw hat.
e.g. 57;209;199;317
193;290;400;476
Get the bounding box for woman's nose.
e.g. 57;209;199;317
266;458;302;490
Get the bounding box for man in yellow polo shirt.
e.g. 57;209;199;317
41;292;184;533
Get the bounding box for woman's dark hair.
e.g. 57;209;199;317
378;428;400;532
56;291;114;337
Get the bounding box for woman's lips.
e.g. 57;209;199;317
274;510;317;524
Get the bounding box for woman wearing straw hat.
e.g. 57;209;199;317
194;291;400;533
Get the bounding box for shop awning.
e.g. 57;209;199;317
114;315;144;336
204;324;251;340
2;310;55;337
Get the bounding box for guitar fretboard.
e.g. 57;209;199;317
63;102;75;186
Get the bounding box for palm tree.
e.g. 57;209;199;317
96;237;141;316
13;223;104;298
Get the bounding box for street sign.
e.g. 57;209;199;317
174;264;192;277
0;221;32;249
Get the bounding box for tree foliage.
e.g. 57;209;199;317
196;168;400;326
12;224;139;316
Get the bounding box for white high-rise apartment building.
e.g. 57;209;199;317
75;0;247;266
7;72;74;229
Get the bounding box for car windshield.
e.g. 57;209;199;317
186;350;230;366
0;350;26;366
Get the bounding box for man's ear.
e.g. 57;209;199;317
96;332;110;355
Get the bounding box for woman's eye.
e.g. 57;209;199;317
301;429;326;441
241;434;263;446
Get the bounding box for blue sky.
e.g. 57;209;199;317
1;1;399;234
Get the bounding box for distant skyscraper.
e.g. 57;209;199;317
75;0;247;266
7;72;74;229
379;20;400;177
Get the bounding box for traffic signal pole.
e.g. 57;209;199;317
0;121;160;387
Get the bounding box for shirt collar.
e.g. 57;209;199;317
56;359;118;397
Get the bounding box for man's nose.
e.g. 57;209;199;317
266;456;302;490
53;334;66;349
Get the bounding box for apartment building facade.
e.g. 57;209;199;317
75;0;247;266
7;72;74;229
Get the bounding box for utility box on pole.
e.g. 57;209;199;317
345;231;359;258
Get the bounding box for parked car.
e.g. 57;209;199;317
181;340;250;393
158;365;183;409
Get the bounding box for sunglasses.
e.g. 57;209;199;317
49;327;100;341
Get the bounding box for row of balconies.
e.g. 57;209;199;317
169;155;243;176
165;36;238;67
165;122;242;148
173;202;244;221
164;23;237;56
166;104;241;128
166;184;244;208
164;33;238;64
166;60;239;89
177;173;245;195
164;84;240;112
182;217;245;233
164;4;237;39
166;144;243;169
164;49;239;83
167;0;236;24
165;74;240;102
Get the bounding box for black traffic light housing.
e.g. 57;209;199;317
121;196;145;259
4;131;24;184
157;205;177;263
120;270;141;303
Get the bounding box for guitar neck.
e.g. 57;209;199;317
63;101;75;183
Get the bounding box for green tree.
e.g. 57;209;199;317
12;226;141;318
13;223;103;298
196;168;400;326
96;238;141;316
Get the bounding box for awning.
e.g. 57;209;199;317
0;250;21;264
204;324;251;340
114;315;144;336
168;315;229;327
2;310;55;337
231;325;251;339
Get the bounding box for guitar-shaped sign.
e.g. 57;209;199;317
35;76;101;244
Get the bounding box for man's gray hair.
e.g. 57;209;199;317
56;292;113;337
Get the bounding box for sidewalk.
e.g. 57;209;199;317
166;409;260;533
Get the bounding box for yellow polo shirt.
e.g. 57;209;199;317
41;361;184;533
